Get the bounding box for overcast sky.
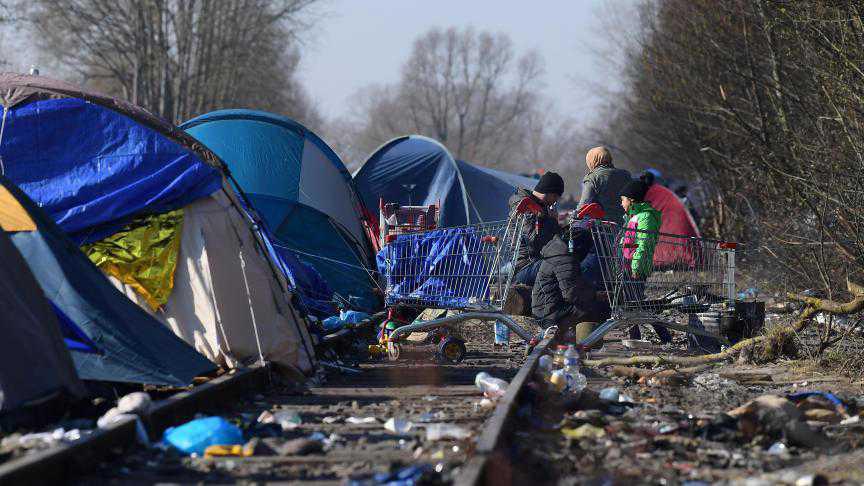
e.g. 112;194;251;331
301;0;629;124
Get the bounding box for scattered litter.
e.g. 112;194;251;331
15;428;92;449
475;372;509;399
766;442;789;456
346;416;379;425
561;424;606;440
203;443;256;458
257;410;302;431
384;417;414;433
727;394;829;447
474;398;495;411
839;415;861;426
693;373;736;392
422;395;438;402
116;392;152;415
416;411;445;423
622;339;653;351
163;417;243;456
347;464;437;486
599;387;620;402
425;423;471;441
322;416;341;424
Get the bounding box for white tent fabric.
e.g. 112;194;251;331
106;189;315;375
297;138;368;250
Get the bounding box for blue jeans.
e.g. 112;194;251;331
513;260;542;286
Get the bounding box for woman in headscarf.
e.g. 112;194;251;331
577;147;632;224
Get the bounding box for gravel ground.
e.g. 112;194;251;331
78;320;541;484
501;324;864;486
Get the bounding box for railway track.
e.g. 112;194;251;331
1;327;548;485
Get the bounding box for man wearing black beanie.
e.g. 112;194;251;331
496;172;565;348
508;171;565;285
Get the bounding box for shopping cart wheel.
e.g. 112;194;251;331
437;337;466;364
387;342;402;361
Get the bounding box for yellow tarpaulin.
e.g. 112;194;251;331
82;209;184;311
0;184;36;232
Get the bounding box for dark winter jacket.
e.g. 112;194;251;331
508;188;560;273
531;234;598;327
578;165;632;224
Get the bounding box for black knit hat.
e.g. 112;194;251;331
620;179;650;202
534;171;564;196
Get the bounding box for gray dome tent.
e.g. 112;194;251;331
0;215;85;427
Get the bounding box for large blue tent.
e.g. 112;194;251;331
1;175;216;386
354;135;539;227
181;110;379;313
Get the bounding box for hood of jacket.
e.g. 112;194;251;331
540;234;570;259
626;201;661;221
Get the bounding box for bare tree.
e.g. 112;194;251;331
28;0;323;124
342;26;586;179
593;0;864;293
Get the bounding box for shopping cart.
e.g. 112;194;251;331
579;220;752;348
373;199;540;362
379;198;439;247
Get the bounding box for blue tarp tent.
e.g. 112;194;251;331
1;175;216;386
181;110;379;313
0;73;316;374
354;135;538;227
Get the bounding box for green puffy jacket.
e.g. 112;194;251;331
621;201;662;279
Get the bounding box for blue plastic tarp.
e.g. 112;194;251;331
377;226;500;308
0;98;222;243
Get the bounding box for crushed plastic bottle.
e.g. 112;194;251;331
384;417;414;434
562;354;587;397
475;372;509;399
425;423;471;441
552;345;569;368
599;387;620;402
549;369;567;393
767;442;789;456
258;410;302;431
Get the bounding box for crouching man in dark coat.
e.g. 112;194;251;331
531;223;608;344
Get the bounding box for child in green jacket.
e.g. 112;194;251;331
619;179;669;342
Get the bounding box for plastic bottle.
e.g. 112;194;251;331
548;369;567;393
562;358;587;396
475;372;509;399
563;345;580;367
599;387;620;402
551;345;569;368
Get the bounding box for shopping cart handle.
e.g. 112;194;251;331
514;197;544;215
576;202;605;220
481;235;498;244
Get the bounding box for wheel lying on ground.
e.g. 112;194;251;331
437;336;466;364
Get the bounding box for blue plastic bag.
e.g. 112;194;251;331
163;416;243;455
322;310;372;332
